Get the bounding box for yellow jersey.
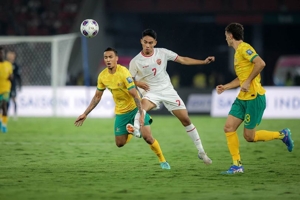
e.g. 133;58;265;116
97;64;137;114
234;42;266;100
0;61;13;94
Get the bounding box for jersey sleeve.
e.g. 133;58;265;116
161;48;178;61
129;59;138;78
241;45;258;63
96;73;106;91
122;67;136;90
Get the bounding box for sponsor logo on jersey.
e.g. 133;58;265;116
156;59;161;65
126;77;133;83
142;65;149;68
246;49;253;55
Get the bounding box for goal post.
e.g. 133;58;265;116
0;33;79;116
0;33;79;87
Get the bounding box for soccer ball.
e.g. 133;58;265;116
80;19;99;38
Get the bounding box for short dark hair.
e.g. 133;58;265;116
104;47;118;56
225;23;244;40
142;29;157;40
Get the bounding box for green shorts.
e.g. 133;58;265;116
114;108;153;136
0;92;10;101
229;94;266;129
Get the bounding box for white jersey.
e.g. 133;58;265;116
129;48;178;92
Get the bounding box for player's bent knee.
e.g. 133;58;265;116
243;134;254;142
223;125;232;133
115;142;125;148
180;118;191;126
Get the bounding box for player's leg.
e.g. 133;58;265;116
13;97;17;120
125;108;170;169
221;98;244;174
141;113;170;169
0;96;3;130
245;94;294;152
132;95;158;131
126;107;146;138
141;98;157;111
171;108;212;164
163;89;212;164
1;93;10;133
11;90;17;119
114;111;136;147
115;134;132;147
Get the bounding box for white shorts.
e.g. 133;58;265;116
141;88;186;111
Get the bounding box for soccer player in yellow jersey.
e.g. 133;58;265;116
0;47;13;133
216;23;294;174
75;47;170;170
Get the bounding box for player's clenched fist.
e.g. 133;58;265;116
205;56;215;64
216;85;225;94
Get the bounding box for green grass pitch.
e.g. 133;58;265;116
0;116;299;200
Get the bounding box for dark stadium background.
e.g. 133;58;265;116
1;0;299;88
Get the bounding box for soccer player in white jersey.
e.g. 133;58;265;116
128;29;215;165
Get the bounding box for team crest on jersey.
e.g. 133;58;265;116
126;77;133;83
246;49;253;55
156;59;161;65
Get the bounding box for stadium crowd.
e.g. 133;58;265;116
0;0;81;35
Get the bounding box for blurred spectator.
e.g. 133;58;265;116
208;71;225;88
0;0;82;36
171;73;180;89
193;73;207;89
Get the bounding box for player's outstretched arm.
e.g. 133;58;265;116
175;56;215;65
216;78;240;94
74;89;103;126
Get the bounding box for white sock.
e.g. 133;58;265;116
133;110;146;130
185;123;205;153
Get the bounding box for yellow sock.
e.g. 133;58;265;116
226;131;242;166
254;130;284;141
2;116;8;125
150;139;166;162
125;134;133;144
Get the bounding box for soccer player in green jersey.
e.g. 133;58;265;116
216;23;294;174
75;47;170;170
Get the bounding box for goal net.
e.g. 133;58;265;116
0;33;79;87
0;33;81;116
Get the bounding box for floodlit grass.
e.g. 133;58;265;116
0;116;299;200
